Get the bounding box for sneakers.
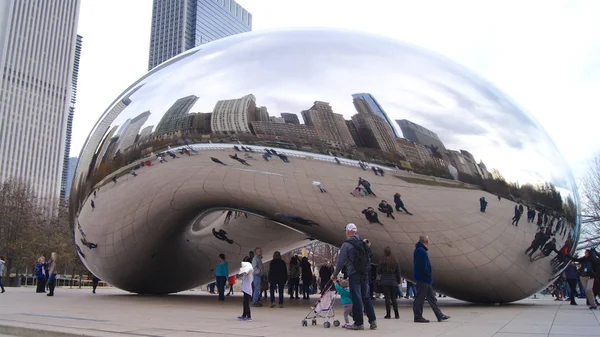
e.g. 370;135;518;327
237;315;245;320
414;317;430;323
252;302;263;307
438;315;451;322
342;324;351;328
370;322;378;330
345;324;364;330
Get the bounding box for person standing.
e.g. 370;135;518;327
46;252;57;297
227;275;236;296
318;263;333;292
251;247;264;307
215;254;229;301
0;256;6;293
238;257;254;321
564;263;578;305
394;193;413;215
334;279;353;328
35;256;46;293
331;223;377;330
378;246;401;319
288;256;300;299
413;235;450;323
92;274;100;294
268;251;287;308
565;249;599;309
300;257;312;299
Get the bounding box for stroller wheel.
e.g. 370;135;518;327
302;320;307;326
312;319;317;326
333;320;340;327
324;321;331;329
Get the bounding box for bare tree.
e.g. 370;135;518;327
581;153;600;240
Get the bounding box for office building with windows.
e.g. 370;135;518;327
396;119;446;151
351;93;399;138
0;0;81;210
148;0;252;70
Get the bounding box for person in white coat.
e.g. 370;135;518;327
238;258;254;321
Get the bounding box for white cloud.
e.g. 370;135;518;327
75;0;600;184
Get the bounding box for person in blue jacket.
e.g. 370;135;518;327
413;235;450;323
215;254;229;301
335;279;353;328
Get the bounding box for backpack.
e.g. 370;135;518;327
346;238;370;274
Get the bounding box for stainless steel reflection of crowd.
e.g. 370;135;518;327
69;28;580;303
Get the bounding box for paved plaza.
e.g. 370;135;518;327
0;287;598;337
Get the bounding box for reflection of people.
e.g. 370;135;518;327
378;201;395;219
358;178;376;197
512;205;522;226
362;207;383;225
413;235;450;323
530;238;558;262
394;193;413;215
479;197;487;212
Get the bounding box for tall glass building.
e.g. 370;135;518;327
351;93;400;138
148;0;252;71
0;0;81;211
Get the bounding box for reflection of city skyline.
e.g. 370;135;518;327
98;91;497;183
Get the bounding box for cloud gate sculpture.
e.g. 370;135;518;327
70;28;580;303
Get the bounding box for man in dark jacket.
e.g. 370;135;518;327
564;262;578;305
268;251;288;308
530;238;558;262
331;223;377;330
524;229;549;257
413;235;450;323
318;264;333;292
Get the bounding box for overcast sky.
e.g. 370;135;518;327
75;0;600;183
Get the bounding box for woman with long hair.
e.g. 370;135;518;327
288;255;300;299
378;246;401;319
46;252;57;297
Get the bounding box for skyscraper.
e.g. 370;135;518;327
0;0;81;210
211;94;257;134
352;97;401;154
396;119;446;151
301;101;355;149
155;95;199;135
351;93;400;138
281;113;300;125
148;0;252;71
61;34;83;202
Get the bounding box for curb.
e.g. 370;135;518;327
0;324;103;337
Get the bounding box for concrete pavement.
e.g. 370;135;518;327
0;287;598;337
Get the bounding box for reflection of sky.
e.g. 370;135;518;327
96;28;577;200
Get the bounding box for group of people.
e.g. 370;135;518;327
34;253;58;296
361;193;413;225
214;223;450;329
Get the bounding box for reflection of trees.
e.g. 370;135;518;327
581;154;600;239
411;162;453;180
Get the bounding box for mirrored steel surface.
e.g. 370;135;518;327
70;28;580;303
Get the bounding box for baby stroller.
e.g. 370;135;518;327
301;280;340;328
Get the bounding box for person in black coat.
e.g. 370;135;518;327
318;264;333;292
268;251;288;307
378;246;401;319
378;201;395;219
565;249;600;309
362;207;383;225
300;257;312;299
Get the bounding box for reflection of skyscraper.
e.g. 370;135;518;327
256;106;269;121
115;111;152;154
61;34;83;202
94;126;119;169
396;119;446;151
148;0;252;70
346;120;363;147
352;93;399;138
301;101;355;148
0;1;81;210
155;95;199;135
352;97;401;154
281;113;300;125
269;116;285;124
65;157;78;199
211;94;257;134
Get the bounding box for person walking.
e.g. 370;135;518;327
564;262;578;305
92;274;100;294
331;223;377;330
288;256;300;299
227;275;236;296
238;257;254;321
251;248;264;307
46;252;57;297
378;246;401;319
565;249;599;309
215;254;229;301
0;256;6;293
268;251;288;308
394;193;413;215
413;235;450;323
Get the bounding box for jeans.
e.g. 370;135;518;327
0;276;4;292
289;277;299;298
242;293;251;318
567;279;577;304
413;282;443;320
270;281;285;304
302;279;311;298
252;275;262;303
406;281;415;297
216;276;227;301
348;272;377;326
47;274;56;295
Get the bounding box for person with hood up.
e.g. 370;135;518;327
413;235;450;323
